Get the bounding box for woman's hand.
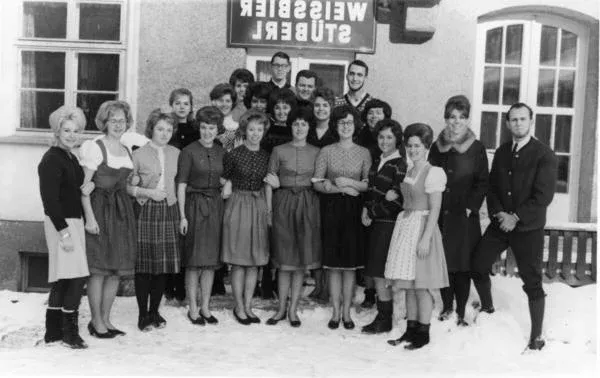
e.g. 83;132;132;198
149;189;167;202
222;181;232;199
361;208;372;227
466;208;472;217
80;181;95;196
342;186;360;197
85;218;100;235
323;179;333;193
417;236;431;259
334;177;350;188
233;136;244;148
129;174;140;186
385;190;399;202
263;173;280;188
266;210;272;227
59;233;75;252
179;218;188;235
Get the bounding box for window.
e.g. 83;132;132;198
18;0;127;131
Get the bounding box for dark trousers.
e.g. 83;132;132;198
472;225;545;307
48;278;86;311
440;272;471;318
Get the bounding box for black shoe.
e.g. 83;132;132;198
327;319;340;330
150;312;166;329
211;278;227;296
87;322;116;339
361;288;376;309
266;313;286;326
437;308;453;321
388;320;418;346
44;309;63;343
200;311;218;325
107;327;126;336
247;314;261;324
343;318;355;330
456;317;469;327
137;315;153;331
288;313;301;328
62;311;88;349
528;337;546;351
404;323;430;350
187;311;205;325
473;301;495;314
233;309;252;325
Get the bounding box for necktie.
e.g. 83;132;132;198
512;143;518;155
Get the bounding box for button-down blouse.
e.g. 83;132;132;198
313;143;371;182
268;142;320;188
177;142;225;189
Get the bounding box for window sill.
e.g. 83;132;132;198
0;130;102;146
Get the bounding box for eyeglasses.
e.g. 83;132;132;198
107;119;127;126
337;120;355;127
271;63;289;69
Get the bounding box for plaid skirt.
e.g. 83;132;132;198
136;200;181;274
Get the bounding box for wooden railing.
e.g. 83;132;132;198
492;223;597;286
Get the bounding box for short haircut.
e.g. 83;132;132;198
195;106;225;134
506;102;534;121
373;119;404;148
271;51;290;64
210;83;237;104
145;108;177;139
243;81;271;109
49;106;86;134
361;99;392;123
444;95;471;119
331;104;363;138
95;100;133;133
348;59;369;76
168;88;194;122
313;86;336;108
238;109;270;137
404;123;434;149
267;88;297;116
295;70;319;86
229;68;255;86
286;105;315;128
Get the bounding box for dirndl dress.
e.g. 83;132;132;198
184;188;223;268
136;199;180;274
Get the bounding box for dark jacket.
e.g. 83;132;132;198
364;152;407;221
487;137;557;232
429;128;489;271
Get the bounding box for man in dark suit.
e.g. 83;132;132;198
471;102;558;351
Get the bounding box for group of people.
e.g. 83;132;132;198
38;51;558;352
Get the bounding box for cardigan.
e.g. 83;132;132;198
131;143;180;206
487;137;558;232
364;152;407;221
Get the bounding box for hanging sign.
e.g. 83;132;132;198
227;0;376;53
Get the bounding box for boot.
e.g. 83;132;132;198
361;288;376;309
62;311;88;349
472;273;494;311
44;308;63;343
527;297;545;350
362;300;392;334
387;319;418;346
405;322;430;350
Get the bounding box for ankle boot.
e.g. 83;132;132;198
387;319;418;346
527;297;545;350
62;311;88;349
361;288;376;309
405;322;430;350
44;308;63;343
362;300;392;334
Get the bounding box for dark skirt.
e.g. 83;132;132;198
86;187;136;275
136;200;180;274
271;187;321;271
320;193;365;269
221;190;269;266
364;220;395;278
184;189;223;268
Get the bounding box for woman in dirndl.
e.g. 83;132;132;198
128;109;181;331
264;106;321;327
178;106;226;325
80;100;137;338
39;106;91;349
385;123;449;350
313;105;372;330
221;109;271;325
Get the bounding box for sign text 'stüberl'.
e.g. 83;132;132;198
228;0;376;52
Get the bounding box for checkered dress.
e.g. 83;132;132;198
136;199;181;274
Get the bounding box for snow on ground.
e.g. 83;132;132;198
0;276;597;377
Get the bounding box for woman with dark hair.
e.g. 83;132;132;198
357;99;394;160
313;105;371;330
385;123;448;350
244;82;271;113
39;106;91;349
308;87;337;149
129;109;181;331
229;68;255;122
178;106;226;325
264;107;321;327
428;95;489;326
80;100;137;338
262;88;297;154
221;110;271;325
361;119;407;334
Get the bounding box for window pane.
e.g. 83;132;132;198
499;112;511;145
505;25;523;64
21;51;65;89
554;115;572;152
79;3;121;41
20;91;64;129
556;155;569;193
22;2;67;39
540;25;558;66
557;70;575;108
77;93;118;131
560;30;577;67
482;67;501;104
480;112;498;149
485;27;503;63
535;114;552;146
502;67;520;105
309;63;345;97
536;69;555;107
78;54;120;91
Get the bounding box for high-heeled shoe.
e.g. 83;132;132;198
266;313;286;326
200;311;218;325
246;313;261;324
106;327;126;336
87;322;116;339
327;319;340;330
233;308;252;325
187;311;205;325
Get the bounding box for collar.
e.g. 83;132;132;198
435;128;476;153
271;79;287;89
512;135;532;152
149;141;166;152
379;150;401;165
